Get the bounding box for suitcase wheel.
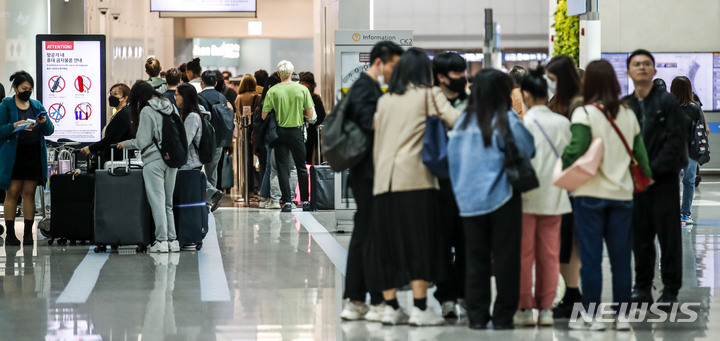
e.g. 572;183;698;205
111;245;118;251
94;245;108;253
69;240;77;246
48;239;54;246
58;238;67;246
39;219;51;238
196;242;203;251
136;245;147;253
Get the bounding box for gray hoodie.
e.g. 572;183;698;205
124;97;178;164
148;77;168;94
182;108;210;169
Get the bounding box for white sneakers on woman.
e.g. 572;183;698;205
408;307;445;326
340;300;369;321
381;305;410;325
363;303;386;322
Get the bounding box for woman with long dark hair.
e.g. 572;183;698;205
671;76;703;225
546;55;585;318
365;48;459;326
0;71;54;245
561;60;651;331
447;69;534;330
118;82;181;253
176;83;204;170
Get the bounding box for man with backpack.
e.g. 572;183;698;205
198;70;235;212
337;41;404;322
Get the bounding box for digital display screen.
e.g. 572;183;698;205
602;52;720;111
151;0;256;12
37;35;106;143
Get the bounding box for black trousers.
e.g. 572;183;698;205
633;175;683;294
344;173;383;304
463;193;521;326
274;127;309;202
434;179;465;303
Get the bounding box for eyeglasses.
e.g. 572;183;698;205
631;61;654;68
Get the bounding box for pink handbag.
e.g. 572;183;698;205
552;137;604;191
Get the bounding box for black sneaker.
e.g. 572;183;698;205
302;201;311;211
553;289;583;319
631;288;654;304
281;203;293;212
5;234;21;246
657;290;678;304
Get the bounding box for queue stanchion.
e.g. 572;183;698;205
242;115;251;206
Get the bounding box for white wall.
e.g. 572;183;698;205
373;0;550;49
600;0;720;53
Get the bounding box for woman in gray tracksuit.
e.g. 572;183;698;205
119;82;179;253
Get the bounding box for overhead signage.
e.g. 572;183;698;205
335;30;413;47
36;35;106;143
150;0;256;12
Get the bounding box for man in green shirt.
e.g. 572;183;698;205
262;60;315;212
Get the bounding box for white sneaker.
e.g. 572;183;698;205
259;199;269;208
455;301;467;318
148;240;169;253
364;303;386;322
181;243;198;251
168;240;180;252
538;309;554;326
568;318;606;331
408;306;445;326
616;319;631;331
441;301;457;318
514;309;535;326
267;200;281;209
340;300;369;321
381;305;409;325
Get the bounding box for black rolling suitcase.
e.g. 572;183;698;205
93;149;153;252
49;173;95;245
173;169;208;250
310;165;335;210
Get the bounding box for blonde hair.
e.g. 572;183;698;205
145;57;162;77
277;60;294;80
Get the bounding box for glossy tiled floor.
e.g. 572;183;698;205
0;176;719;340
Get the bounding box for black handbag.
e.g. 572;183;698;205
503;125;539;193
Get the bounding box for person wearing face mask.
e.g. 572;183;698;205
430;51;469;320
0;71;54;245
339;41;404;323
80;83;134;166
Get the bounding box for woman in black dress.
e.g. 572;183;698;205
0;71;54;245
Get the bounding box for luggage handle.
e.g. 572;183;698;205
109;144;134;176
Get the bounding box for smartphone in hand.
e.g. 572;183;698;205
36;110;47;120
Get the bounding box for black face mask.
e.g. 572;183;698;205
108;96;121;108
17;90;32;102
447;76;467;95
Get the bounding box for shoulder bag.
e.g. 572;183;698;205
551;106;604;191
594;103;652;193
503;119;539;193
422;89;450;178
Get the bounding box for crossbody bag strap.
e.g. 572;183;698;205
592;103;636;164
530;117;559;158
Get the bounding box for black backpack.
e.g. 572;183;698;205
199;92;235;147
193;112;216;164
321;91;369;172
154;113;188;168
688;103;711;165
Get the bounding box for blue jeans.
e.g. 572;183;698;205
680;158;698;217
260;146;272;198
574;196;633;316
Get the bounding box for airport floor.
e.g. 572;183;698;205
0;177;719;340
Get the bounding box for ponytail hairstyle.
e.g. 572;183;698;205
520;66;548;101
10;71;35;90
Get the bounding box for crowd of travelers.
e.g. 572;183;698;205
0;41;706;330
336;42;701;331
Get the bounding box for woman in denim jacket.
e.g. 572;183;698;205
447;69;535;330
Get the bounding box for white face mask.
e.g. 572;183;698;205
544;74;557;99
377;63;386;87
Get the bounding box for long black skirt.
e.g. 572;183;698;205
363;189;447;292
